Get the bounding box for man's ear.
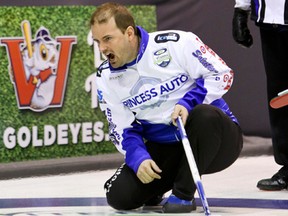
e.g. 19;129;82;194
126;26;136;38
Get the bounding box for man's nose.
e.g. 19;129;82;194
99;43;107;53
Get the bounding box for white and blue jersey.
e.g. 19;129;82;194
96;26;238;173
235;0;288;25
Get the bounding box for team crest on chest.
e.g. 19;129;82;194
153;48;171;67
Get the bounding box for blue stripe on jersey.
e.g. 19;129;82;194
177;78;207;112
211;98;239;124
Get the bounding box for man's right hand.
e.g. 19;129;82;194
137;159;162;184
232;8;253;48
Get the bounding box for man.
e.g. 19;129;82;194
91;2;243;213
232;0;288;191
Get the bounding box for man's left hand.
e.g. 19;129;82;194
171;104;189;126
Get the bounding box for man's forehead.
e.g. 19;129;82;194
92;17;119;38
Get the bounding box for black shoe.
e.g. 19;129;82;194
162;194;196;213
144;194;164;206
257;168;288;191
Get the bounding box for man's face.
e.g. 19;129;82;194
91;17;134;68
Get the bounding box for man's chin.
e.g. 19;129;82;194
109;61;123;68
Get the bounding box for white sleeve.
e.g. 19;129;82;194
178;32;234;106
96;73;134;155
235;0;251;10
96;72;152;173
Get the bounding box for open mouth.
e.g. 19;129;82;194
107;53;115;63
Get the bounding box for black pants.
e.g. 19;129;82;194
104;104;243;210
260;27;288;167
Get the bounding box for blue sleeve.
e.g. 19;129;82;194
177;78;207;112
122;121;152;173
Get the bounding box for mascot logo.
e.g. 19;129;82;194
0;20;77;112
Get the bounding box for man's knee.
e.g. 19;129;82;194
188;104;222;126
106;191;142;210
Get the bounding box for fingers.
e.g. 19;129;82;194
138;172;152;184
171;104;188;126
150;160;162;180
171;106;180;126
137;160;162;184
151;160;162;173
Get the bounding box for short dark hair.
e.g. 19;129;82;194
90;2;137;34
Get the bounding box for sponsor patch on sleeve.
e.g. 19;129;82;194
154;32;180;43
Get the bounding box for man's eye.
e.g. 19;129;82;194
105;37;111;42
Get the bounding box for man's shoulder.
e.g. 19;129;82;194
149;29;194;44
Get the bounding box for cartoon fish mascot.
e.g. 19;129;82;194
21;21;59;110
